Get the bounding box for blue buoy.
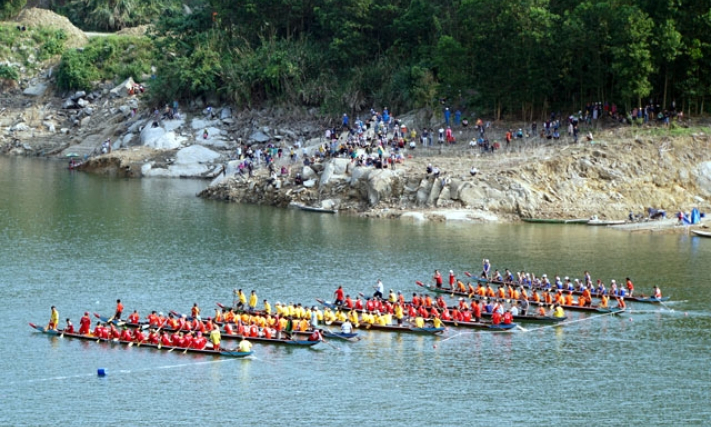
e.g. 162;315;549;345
97;368;107;377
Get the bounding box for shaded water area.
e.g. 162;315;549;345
1;157;710;426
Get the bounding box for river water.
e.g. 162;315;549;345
1;157;710;426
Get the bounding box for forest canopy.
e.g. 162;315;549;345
51;0;711;118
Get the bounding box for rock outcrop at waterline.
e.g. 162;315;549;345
199;133;711;221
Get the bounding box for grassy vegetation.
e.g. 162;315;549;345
56;35;155;90
0;23;68;73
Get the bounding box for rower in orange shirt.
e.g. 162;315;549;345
600;294;609;308
564;291;574;306
581;288;592;307
486;285;496;298
191;303;200;320
497;286;506;299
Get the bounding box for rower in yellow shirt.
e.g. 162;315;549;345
414;316;425;328
432;317;443;328
348;310;359;328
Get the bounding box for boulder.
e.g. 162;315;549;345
42;121;56;133
71;90;86;100
428;179;443;206
109;77;135;98
249;130;270;143
697;161;711;197
366;169;394;206
190;117;214;130
119;105;131;116
79;116;91;128
303;179;316;188
220;107;232;119
350;166;370;187
194;126;222;141
416;179;432;205
76;98;90;108
175;145;221;164
62;99;76;109
302;166;317;180
459;185;487;208
23;83;48;97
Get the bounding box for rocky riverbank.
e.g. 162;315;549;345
3;9;711;228
198;127;711;225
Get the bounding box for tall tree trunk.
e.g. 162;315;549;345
662;69;668;110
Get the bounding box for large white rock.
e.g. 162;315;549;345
191;117;216;130
109;77;135;98
194;126;222;141
350;166;370;187
23;83;48;96
697;161;711;197
249;130;270;143
163;117;185;132
175;145;220;164
366;169;394;206
302;166;317;180
140;126;184;149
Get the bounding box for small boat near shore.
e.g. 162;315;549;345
522;218;588;224
294;203;338;214
587;219;627;226
691;229;711;238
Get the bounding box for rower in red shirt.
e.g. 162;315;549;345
64;319;75;334
461;309;472;322
127;310;140;324
502;310;513;325
471;302;482;322
147;311;159;327
182;332;194;348
148;329;160;344
354;298;363;310
160;332;172;347
407;305;417;318
344;295;354;309
411;294;421;307
436;296;447;309
191;332;207;349
423;295;433;308
120;327;133;341
491;311;502;325
79;312;92;335
441;309;451;321
224;323;234;335
109;324;120;339
133;328;145;343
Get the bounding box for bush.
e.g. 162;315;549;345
35;29;67;61
0;0;26;20
0;64;20;81
56;35;155;90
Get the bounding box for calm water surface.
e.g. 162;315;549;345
1;157;710;426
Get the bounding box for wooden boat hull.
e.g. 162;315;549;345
29;323;252;358
440;319;516;330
